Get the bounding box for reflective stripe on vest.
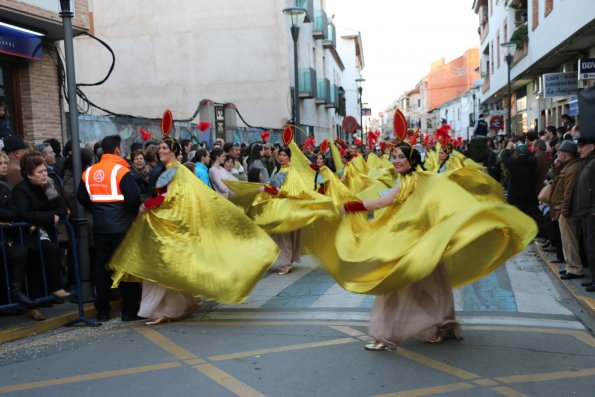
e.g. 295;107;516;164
84;163;126;202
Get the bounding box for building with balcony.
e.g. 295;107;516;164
0;0;90;144
473;0;595;135
71;0;362;144
334;25;364;141
384;49;478;138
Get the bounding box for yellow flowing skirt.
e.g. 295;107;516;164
305;171;537;295
109;163;280;304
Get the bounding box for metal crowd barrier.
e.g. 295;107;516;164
0;221;99;327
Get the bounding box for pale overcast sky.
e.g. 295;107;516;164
326;0;480;115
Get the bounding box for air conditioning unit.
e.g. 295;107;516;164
532;76;542;94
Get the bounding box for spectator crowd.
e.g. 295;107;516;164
1;112;594;324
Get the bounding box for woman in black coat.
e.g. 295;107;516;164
10;152;70;304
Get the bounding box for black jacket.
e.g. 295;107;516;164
0;179;18;222
0;118;12;140
10;178;69;240
572;154;595;217
503;149;538;206
77;172;140;234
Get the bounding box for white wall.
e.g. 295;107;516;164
73;0;354;135
479;0;595;102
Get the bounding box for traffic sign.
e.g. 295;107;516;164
579;58;595;80
342;116;358;133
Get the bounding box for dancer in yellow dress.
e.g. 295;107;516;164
228;144;338;275
314;142;537;349
108;112;280;317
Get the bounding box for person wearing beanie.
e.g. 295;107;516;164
3;135;28;188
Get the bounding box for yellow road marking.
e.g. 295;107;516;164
473;379;499;386
491;386;531;396
0;362;181;394
394;348;480;380
184;358;205;365
572;333;595;349
208;337;356;361
372;382;475;397
136;327;196;360
328;325;365;337
194;363;265;397
496;367;595;384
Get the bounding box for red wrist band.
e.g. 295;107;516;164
143;195;165;209
343;201;367;213
264;186;279;195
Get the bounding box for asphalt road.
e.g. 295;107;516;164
1;246;594;397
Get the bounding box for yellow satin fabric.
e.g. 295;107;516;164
330;141;345;172
286;140;316;188
108;163;279;304
226;165;339;234
426;148;485;174
306;171;537;295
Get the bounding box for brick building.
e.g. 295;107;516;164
426;48;480;112
0;0;90;145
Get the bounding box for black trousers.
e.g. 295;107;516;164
547;218;564;261
93;232;140;317
581;214;595;282
27;240;63;297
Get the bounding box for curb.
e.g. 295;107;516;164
0;300;122;345
0;305;97;344
535;244;595;320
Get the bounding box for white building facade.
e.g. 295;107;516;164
473;0;595;135
72;0;362;144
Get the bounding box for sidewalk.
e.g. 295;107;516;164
0;300;117;344
535;242;595;319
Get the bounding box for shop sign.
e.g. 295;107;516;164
578;58;595;80
568;96;579;116
0;22;44;60
542;72;577;98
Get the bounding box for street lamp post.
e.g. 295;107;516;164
59;0;96;316
355;77;365;144
501;41;517;136
283;7;307;130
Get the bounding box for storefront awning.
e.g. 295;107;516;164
0;21;44;60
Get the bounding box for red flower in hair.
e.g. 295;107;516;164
138;128;152;141
260;131;270;142
335;138;347;150
196;121;211;132
434;124;452;146
303;136;316;152
353;138;362;146
367;130;381;146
